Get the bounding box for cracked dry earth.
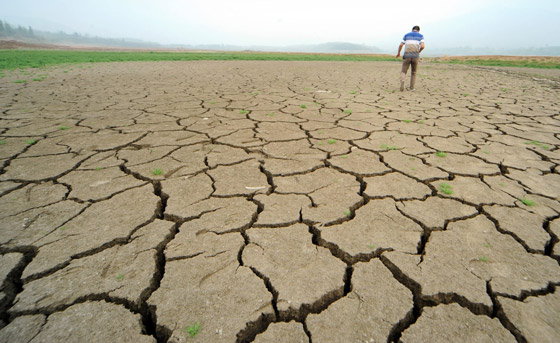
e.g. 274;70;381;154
0;60;559;343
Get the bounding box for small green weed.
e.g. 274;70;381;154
520;198;536;206
305;87;310;91
344;210;351;216
344;109;352;114
60;226;67;231
317;130;323;134
498;182;505;187
439;182;453;195
239;110;247;114
185;323;201;337
500;88;509;92
403;119;412;123
350;91;357;94
380;144;398;150
341;155;349;159
95;166;102;170
0;140;6;145
483;242;491;248
482;150;490;154
525;140;550;150
366;109;371;113
116;273;124;280
209;101;216;104
25;139;36;144
327;139;337;144
14;80;27;83
300;105;307;109
462;93;469;97
418;120;425;124
59;126;69;130
479;256;488;262
152;168;164;176
436;151;447;157
369;244;375;250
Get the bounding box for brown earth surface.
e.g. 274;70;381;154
0;60;559;343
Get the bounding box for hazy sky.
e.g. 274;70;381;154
2;0;559;50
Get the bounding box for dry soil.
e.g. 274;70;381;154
0;60;559;343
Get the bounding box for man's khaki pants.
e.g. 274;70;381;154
401;58;419;90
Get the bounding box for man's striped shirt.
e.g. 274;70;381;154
402;31;424;59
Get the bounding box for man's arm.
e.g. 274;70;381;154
419;42;425;54
396;42;404;58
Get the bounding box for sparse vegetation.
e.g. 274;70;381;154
344;109;352;114
439;182;453;195
116;273;124;280
25;139;36;144
479;256;488;262
185;323;201;337
59;126;69;130
0;140;6;145
436;151;447;157
152;168;163;175
369;244;375;250
300;105;307;109
239;110;247;114
520;198;536;206
380;144;398;150
327;138;337;144
525;140;550;150
344;210;351;216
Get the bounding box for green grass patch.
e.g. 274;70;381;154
13;80;27;83
525;140;550;150
344;210;351;216
327;138;337;144
300;105;307;109
403;119;412;123
380;144;398;150
439;182;453;195
152;168;164;176
25;139;36;144
116;273;124;281
185;323;201;337
0;50;398;71
520;198;536;206
239;109;247;114
436;151;447;157
435;58;560;69
479;256;488;262
59;126;69;130
344;109;352;114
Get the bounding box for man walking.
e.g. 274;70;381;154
396;26;425;91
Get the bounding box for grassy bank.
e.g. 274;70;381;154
430;56;560;69
0;50;396;70
1;49;559;71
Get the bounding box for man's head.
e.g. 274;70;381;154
412;26;420;32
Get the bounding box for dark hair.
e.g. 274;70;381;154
412;26;420;31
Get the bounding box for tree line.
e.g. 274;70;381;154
0;19;161;48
